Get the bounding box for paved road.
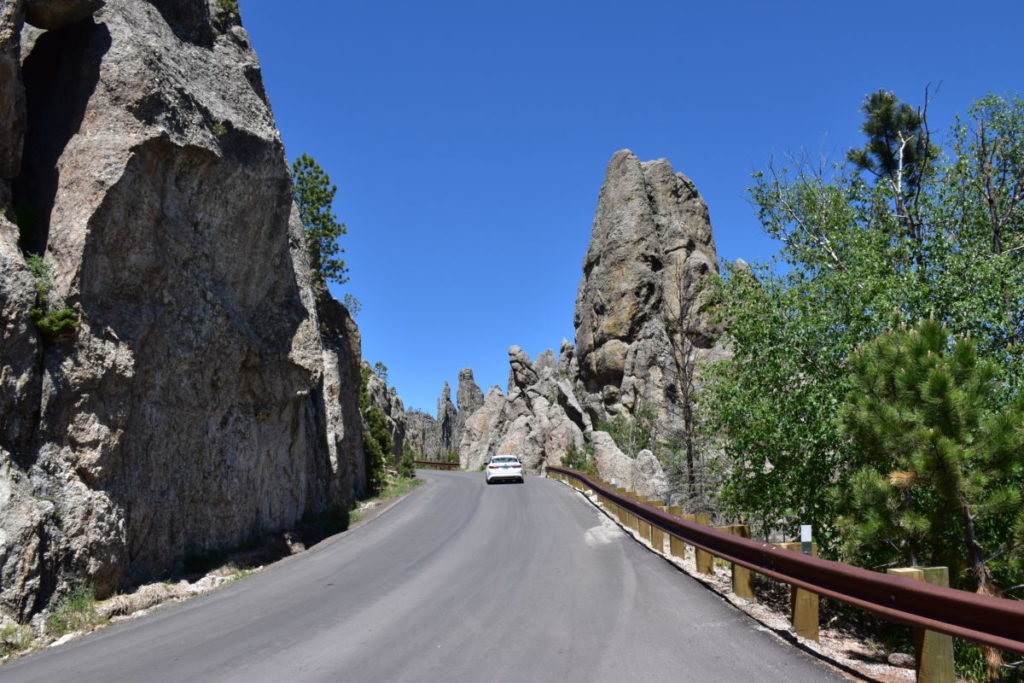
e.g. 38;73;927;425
3;471;846;682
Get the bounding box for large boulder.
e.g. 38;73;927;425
0;0;364;619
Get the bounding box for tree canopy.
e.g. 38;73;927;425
702;92;1024;566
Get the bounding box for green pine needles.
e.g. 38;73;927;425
25;253;78;342
291;154;349;295
358;366;392;496
838;319;1024;595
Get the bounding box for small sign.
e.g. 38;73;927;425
610;478;618;488
801;525;813;555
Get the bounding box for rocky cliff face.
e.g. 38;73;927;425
0;0;365;621
456;150;725;501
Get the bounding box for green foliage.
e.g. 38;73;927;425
45;585;103;637
24;253;78;342
291;154;349;294
343;293;362;319
702;92;1024;554
596;403;656;456
359;366;391;496
838;319;1024;590
214;0;239;17
847;89;937;199
0;623;32;656
30;308;79;341
397;445;416;479
373;361;389;385
561;442;597;475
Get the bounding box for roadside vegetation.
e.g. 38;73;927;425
45;585;104;638
699;90;1024;681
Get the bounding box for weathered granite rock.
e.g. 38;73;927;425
24;0;103;30
0;0;26;179
453;368;483;447
0;0;364;620
456;151;725;500
365;361;406;463
574;149;726;444
458;386;506;470
403;410;440;458
590;433;669;500
318;296;365;500
458;347;586;472
436;381;457;455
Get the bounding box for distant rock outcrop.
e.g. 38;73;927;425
402;368;483;460
456;150;725;501
403;410;440;458
458;345;587;472
0;0;365;621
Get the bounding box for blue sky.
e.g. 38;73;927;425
242;0;1023;414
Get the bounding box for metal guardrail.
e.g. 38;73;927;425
547;465;1024;656
413;460;460;470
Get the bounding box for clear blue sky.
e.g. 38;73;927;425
242;0;1022;414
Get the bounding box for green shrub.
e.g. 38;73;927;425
29;308;79;340
46;585;103;637
397;447;416;479
562;443;597;475
24;253;78;341
596;403;656;456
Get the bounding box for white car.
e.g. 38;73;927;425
485;455;524;484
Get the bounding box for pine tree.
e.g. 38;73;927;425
839;319;1024;679
291;154;349;294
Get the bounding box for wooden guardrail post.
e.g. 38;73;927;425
651;506;666;553
777;542;819;641
717;525;754;599
667;506;686;559
693;513;714;574
887;567;954;683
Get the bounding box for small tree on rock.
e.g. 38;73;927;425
291;154;349;294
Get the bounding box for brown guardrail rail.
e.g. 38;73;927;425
413;460;460;470
546;465;1024;655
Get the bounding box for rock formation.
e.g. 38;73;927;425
457;150;725;502
574;150;725;436
402;368;483;460
458;345;587;472
436;381;457;455
363;361;406;463
403;410;439;459
0;0;365;621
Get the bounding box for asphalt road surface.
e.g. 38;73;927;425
3;471;847;682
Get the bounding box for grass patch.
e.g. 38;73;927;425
0;623;33;656
227;568;254;582
370;474;423;502
45;585;105;637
